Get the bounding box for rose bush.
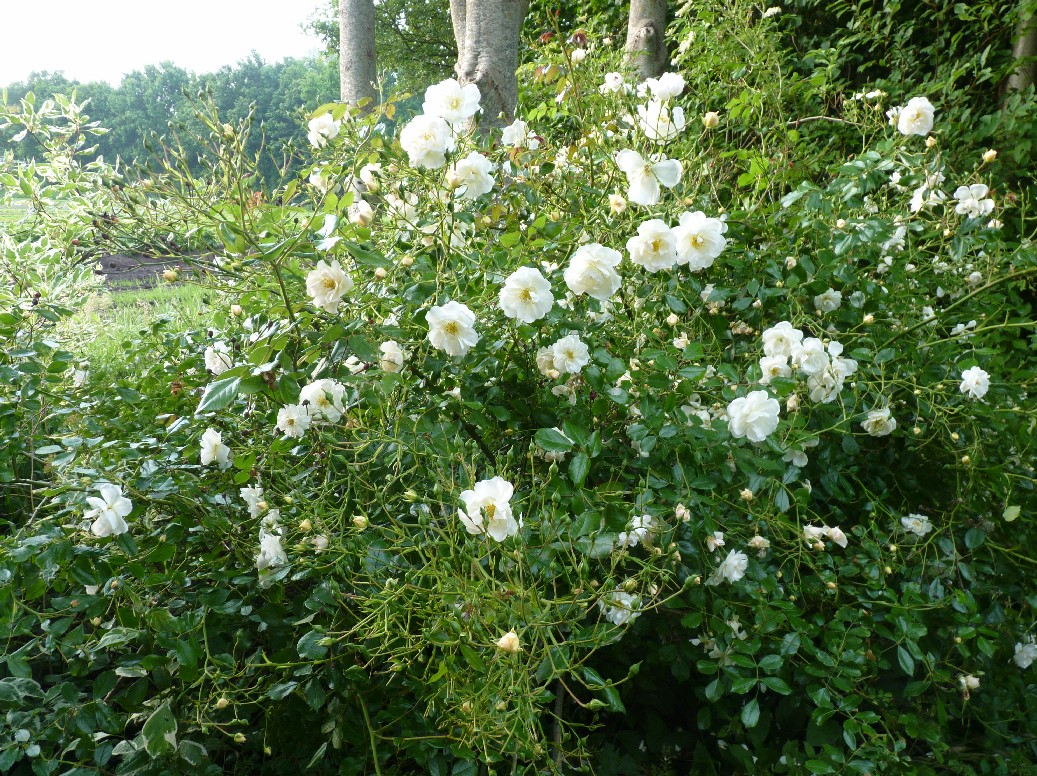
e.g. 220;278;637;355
2;5;1037;775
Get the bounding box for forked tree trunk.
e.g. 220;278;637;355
449;0;530;129
340;0;377;105
1007;3;1037;95
625;0;668;81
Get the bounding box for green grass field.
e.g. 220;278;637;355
0;202;29;225
59;282;219;374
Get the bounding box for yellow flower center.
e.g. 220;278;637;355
691;234;705;248
651;239;662;252
322;277;337;290
520;289;533;302
444;321;460;335
485;503;496;520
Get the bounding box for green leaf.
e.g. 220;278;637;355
142;702;178;758
760;676;792;695
195;376;241;414
534;427;573;453
297;630;329;660
897;645;915;676
178;740;207;766
569;452;590;487
1003;505;1021;522
267;681;298;700
741;697;760;728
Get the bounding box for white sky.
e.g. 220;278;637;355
0;0;330;86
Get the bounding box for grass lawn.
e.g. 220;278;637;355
58;281;219;373
0;202;29;225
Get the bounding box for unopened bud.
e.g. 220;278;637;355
353;515;369;530
702;111;720;129
216;697;230;710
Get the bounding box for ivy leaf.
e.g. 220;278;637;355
142;702;178;758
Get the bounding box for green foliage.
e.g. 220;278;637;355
2;1;1037;774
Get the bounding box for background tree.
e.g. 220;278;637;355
625;0;668;80
339;0;378;103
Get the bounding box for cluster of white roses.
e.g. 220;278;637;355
274;378;347;440
887;96;936;138
617;514;654;550
758;321;858;405
626;211;728;272
457;476;520;541
599;589;642;626
803;523;849;550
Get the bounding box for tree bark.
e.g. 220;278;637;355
625;0;668;82
1007;3;1037;95
449;0;529;129
340;0;378;105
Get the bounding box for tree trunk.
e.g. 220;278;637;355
625;0;668;82
1007;3;1037;95
340;0;377;105
449;0;529;129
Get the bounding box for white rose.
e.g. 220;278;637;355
901;514;933;537
499;267;554;323
637;100;686;144
791;338;830;375
256;531;288;571
626;218;678;272
861;407;897;437
707;549;749;585
204;343;233;375
564;243;622;301
896;96;935;137
458;476;519;541
379;340;406;373
599;590;641;626
299;379;346;423
85;484;132;538
814;288;843;313
615;149;682;207
448;151;495;200
726;390;781;442
758;355;791;384
422;78;481;124
305;260;353;314
399;114;456;169
426;301;479;357
307;112;340;148
200;428;232;468
959;366;990;399
673;211;727;270
953;184;995;219
501;119;540;150
551;334;591;374
1014;637;1037;669
642;71;685;100
761;321;803;358
276;404;312;439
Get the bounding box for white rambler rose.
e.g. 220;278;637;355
618;515;654;549
570;47;587;63
748;535;770;557
309;169;332;194
609;193;627;214
761;321;803;358
641;71;685;100
496;630;522;653
758;355;792;384
791;338;830;375
299;379;346;422
458;476;518;541
255;531;288;572
307;112;340;148
673;211;728;270
348;198;374;227
707;550;749;585
399;114;456;169
204;343;233;375
803;525;827;541
240;486;265;518
814;288;843;313
359;162;381;190
901;514;933;536
200;428;232;468
422;78;481;123
959;674;980;691
306;260;353;314
862;407;897;437
626;219;679;272
551;334;591;374
827;526;848;548
501;119;540;150
953;184;995;219
379;340;406;373
599;590;641;626
727;390;781;442
449;151;495;200
959;366;990;399
536;347;556;376
637;100;686;144
86;484;132;538
896;96;935;137
807;368;843;404
499;267;554;323
564;243;623;301
615;149;682;207
1014;637;1037;669
706;531;725;552
426;301;479;357
599;72;627;94
702;111;720;129
276;404;312;439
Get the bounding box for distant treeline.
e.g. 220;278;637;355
1;53;340;185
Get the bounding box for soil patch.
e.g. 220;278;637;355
93;253;213;288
